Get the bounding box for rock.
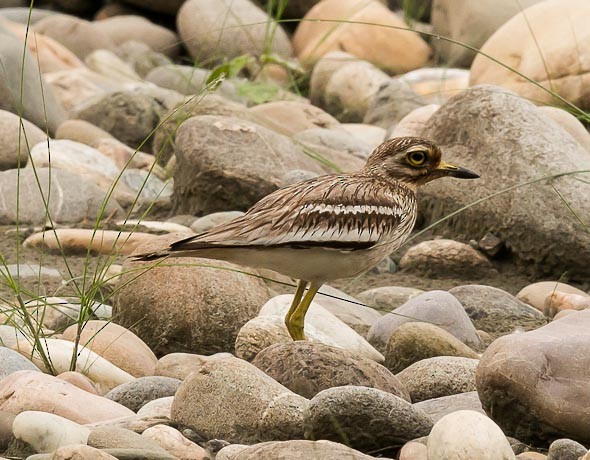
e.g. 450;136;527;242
142;425;208;460
303;386;432;453
384;322;479;373
120;169;173;203
470;0;590;108
177;0;292;62
399;68;469;105
363;78;425;129
252;341;409;400
62;321;158;378
0;347;40;379
0;26;65;134
93;15;180;57
389;104;439;138
13;411;90;453
431;0;543;67
85;50;141;84
15;296;79;330
23;230;155;256
0;7;54;24
0;371;134;423
427;410;516;459
400;239;495;278
172;115;326;215
399;441;428;460
117;0;184;14
87;427;173;458
250;101;339;137
115;233;271;356
116;41;173;78
217;440;375;460
154;353;209;380
136;397;173;419
538;106;590;153
0;411;13;452
171;355;309;444
258;294;384;362
33;14;116;59
293;0;430;72
335;123;385;150
449;285;548;338
356;286;424;314
0;110;45;170
518;454;547;460
414;391;485;423
0;168;123;225
547;439;587;460
30;445;118;460
295;127;371;160
544;291;590;318
422;85;590;277
311;57;390;122
57;372;99;395
105;377;182;412
0;325;27;349
73;91;163;150
3;263;62;280
476;310;590;445
396;356;478;403
553;309;578;322
190;211;245;234
517;282;587;312
29;139;120;180
368;290;481;352
44;68;114;112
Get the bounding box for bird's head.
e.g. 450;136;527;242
362;137;479;187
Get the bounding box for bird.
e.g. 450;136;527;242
134;136;479;341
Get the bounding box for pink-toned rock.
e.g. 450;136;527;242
389;104;439;138
293;0;431;73
399;68;469;104
142;425;208;460
51;444;118;459
544;291;590;318
517;281;587;312
0;371;134;423
399;441;428;460
57;371;99;394
62;321;158;378
538;106;590;153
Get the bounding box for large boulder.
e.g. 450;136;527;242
177;0;292;63
421;85;590;277
431;0;544;67
293;0;431;73
470;0;590;109
476;310;590;446
171;115;327;215
114;233;271;356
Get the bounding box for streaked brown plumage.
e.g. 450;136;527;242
134;136;479;340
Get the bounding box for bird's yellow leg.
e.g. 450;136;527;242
287;281;322;341
285;279;308;333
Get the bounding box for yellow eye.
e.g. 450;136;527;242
407;150;427;166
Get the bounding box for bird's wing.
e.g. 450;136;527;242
169;174;414;253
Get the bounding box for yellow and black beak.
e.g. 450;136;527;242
437;161;480;179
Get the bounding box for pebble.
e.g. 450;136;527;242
396;356;479;402
87;427;174;458
136;397;173;419
154;353;211;380
303;385;432;454
0;371;133;423
546;439;587;460
413;391;485;423
427;410;516;459
252;341;409;400
364;78;426;129
190;211;245;234
517;282;588;312
399;441;428;460
105;377;182;412
217;440;376;460
57;372;99;395
355;285;424;313
13;411;90;453
142;425;208;460
543;291;590;317
0;109;45;170
0;347;40;379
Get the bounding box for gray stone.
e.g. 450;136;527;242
449;284;548;338
413;391;485;423
547;439;588;460
252;341;410;400
177;0;292;63
0;110;45;170
397;356;479;403
218;440;376;460
190;211;245;234
421;85;590;277
171;354;308;444
363;78;425;128
356;286;424;314
0;7;55;24
105;377;182;413
4;264;61;280
0;168;123;225
0;348;40;379
172;115;326;215
115;41;172;78
476;310;590;445
384;322;479;374
88;427;172;457
102;448;176;460
367;290;481;352
303;386;432;453
120;169;173;203
279;169;319;187
115;234;271;356
74;91;164;150
0;26;65;134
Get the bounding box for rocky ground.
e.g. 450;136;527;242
0;0;589;459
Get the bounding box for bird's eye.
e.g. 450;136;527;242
407;150;427;166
